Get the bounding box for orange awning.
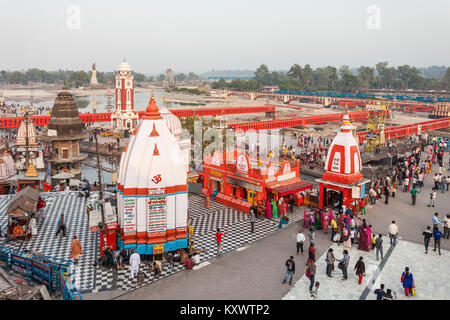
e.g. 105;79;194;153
266;177;313;196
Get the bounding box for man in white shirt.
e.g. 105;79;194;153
296;229;306;255
388;221;399;247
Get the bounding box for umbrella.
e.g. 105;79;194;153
69;178;83;187
52;172;75;179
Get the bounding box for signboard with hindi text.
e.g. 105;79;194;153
331;152;341;172
123;198;136;234
147;196;167;236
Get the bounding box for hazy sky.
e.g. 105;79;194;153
0;0;449;74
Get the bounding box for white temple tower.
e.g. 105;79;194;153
111;60;139;131
116;92;188;254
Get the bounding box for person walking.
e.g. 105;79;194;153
443;214;450;239
374;284;386;300
55;213;67;237
391;181;397;198
249;209;256;234
325;248;335;278
309;228;315;246
70;236;83;265
36;197;46;221
289;195;295;214
410;187;420;205
433;228;443;255
359;199;366;215
354;256;365;285
388;221;399;247
336;250;350;281
427;189;436;207
308;243;316;262
369;187;377;204
296;229;305;255
216;228;224;256
129;249;140;279
422;226;433;254
384;185;389;204
330;217;337;241
433;173;439;190
306;258;316;293
401;267;415;297
375;234;384;260
282;256;295;285
432;212;442;231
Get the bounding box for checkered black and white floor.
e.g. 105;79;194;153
0;192;304;294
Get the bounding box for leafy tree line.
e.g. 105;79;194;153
167;87;208;95
0;68;153;88
156;72;201;82
211;63;450;92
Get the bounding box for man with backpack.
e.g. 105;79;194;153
282;256;295;285
56;213;67;237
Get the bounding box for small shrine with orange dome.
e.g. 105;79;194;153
316;114;370;210
15;112;46;189
116;91;189;254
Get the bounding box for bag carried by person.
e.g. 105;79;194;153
338;261;345;270
305;267;310;279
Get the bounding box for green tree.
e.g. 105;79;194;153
302;64;313;90
396;65;421;90
357;66;374;89
339;65;360;92
287;64;303;81
255;64;269;84
442;67;450;90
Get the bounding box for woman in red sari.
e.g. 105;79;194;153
358;219;370;251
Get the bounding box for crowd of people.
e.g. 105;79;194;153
1;103;51;117
279;134;449;299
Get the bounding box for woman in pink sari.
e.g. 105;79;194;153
265;198;272;219
323;211;330;234
303;209;309;228
358;220;370;251
366;225;373;250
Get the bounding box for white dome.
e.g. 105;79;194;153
17;116;38;147
117;60;132;72
160;105;182;138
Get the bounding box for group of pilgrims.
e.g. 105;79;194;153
302;207;373;252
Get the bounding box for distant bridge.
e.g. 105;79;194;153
227;110;390;132
224;90;450;104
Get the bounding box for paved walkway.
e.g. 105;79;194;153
283;239;449;300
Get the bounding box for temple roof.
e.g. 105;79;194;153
46;88;86;139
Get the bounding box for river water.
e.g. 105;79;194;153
4;89;205;114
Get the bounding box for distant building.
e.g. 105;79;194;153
164;68;175;88
111;60;139;131
90;62;99;85
262;86;279;93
